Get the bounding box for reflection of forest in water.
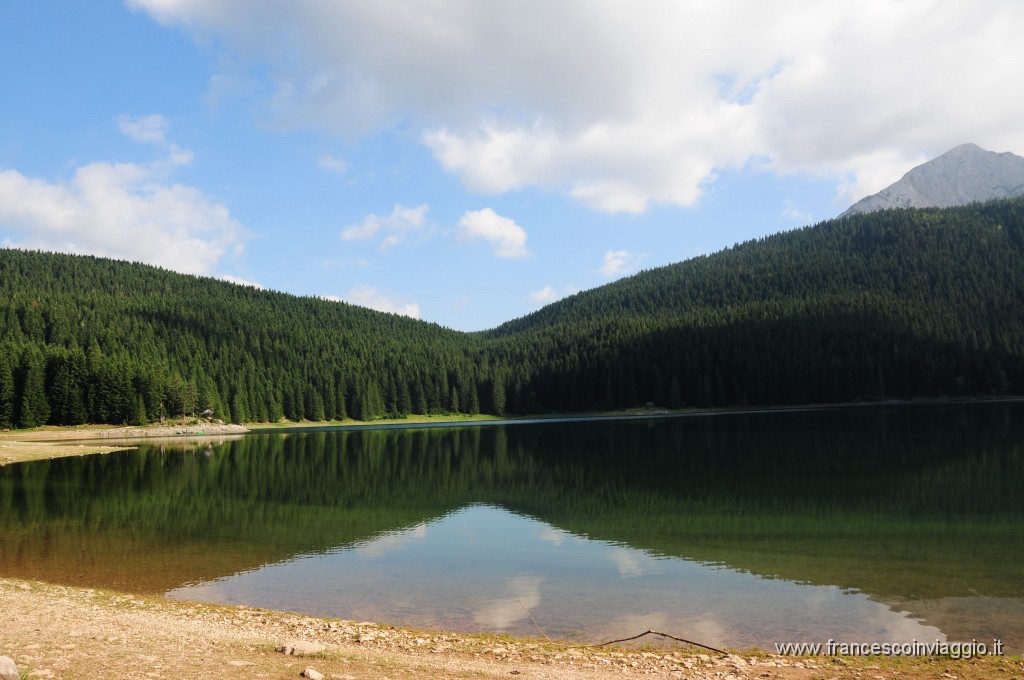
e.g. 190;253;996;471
1;403;1022;635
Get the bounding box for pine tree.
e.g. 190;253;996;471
322;384;336;421
490;376;506;416
306;387;325;421
20;304;46;343
48;348;88;425
131;394;148;426
358;380;385;420
17;349;50;428
268;394;284;422
231;390;249;424
397;380;412;416
0;349;15;428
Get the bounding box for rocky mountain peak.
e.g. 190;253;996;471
840;143;1024;217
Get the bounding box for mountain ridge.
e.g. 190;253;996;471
840;143;1024;217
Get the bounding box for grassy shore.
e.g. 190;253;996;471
1;578;1019;680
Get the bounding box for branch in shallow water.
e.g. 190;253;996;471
588;629;729;655
516;599;728;656
518;599;552;643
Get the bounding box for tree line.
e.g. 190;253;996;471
2;198;1024;428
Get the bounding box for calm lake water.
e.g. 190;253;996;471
2;404;1022;652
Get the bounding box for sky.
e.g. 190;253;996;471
2;2;1024;331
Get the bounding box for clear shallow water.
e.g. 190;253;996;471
2;403;1023;651
168;504;947;649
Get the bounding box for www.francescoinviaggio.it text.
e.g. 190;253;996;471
774;638;1003;659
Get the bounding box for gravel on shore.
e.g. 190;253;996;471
1;578;1020;680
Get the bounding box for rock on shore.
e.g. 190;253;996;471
0;656;19;680
91;423;249;438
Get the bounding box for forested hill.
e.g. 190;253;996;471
484;198;1024;409
2;197;1024;428
0;254;490;427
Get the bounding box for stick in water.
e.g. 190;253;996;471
515;600;727;655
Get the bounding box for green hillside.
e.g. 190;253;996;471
2;198;1024;427
0;253;490;426
487;198;1024;410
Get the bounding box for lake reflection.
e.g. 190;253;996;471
2;403;1023;651
169;504;945;649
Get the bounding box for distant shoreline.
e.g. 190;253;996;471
247;394;1024;434
2;395;1021;466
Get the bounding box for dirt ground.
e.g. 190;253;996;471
1;579;1020;680
0;423;248;466
0;439;131;465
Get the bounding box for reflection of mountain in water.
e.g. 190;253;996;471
1;404;1022;646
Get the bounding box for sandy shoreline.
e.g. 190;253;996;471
2;578;1018;680
0;423;249;466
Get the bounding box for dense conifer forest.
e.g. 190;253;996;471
2;198;1023;427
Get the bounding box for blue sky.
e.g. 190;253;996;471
2;1;1023;331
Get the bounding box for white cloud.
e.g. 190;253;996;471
829;148;932;207
318;153;348;172
338;284;420;319
781;200;813;226
166;144;194;166
0;157;246;276
526;284;579;308
528;285;557;305
598;250;645;278
130;1;1024;211
341;203;428;248
456;208;528;259
118;114;194;169
218;274;263;289
426;115;739;214
118;114;168;144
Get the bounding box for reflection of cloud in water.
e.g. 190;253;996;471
609;611;728;649
473;576;542;629
609;548;644;577
539;527;568;547
854;597;944;641
351;523;427;559
166;505;969;650
685;616;729;649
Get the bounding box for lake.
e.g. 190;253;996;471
1;403;1022;653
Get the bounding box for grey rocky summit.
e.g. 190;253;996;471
841;143;1024;217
